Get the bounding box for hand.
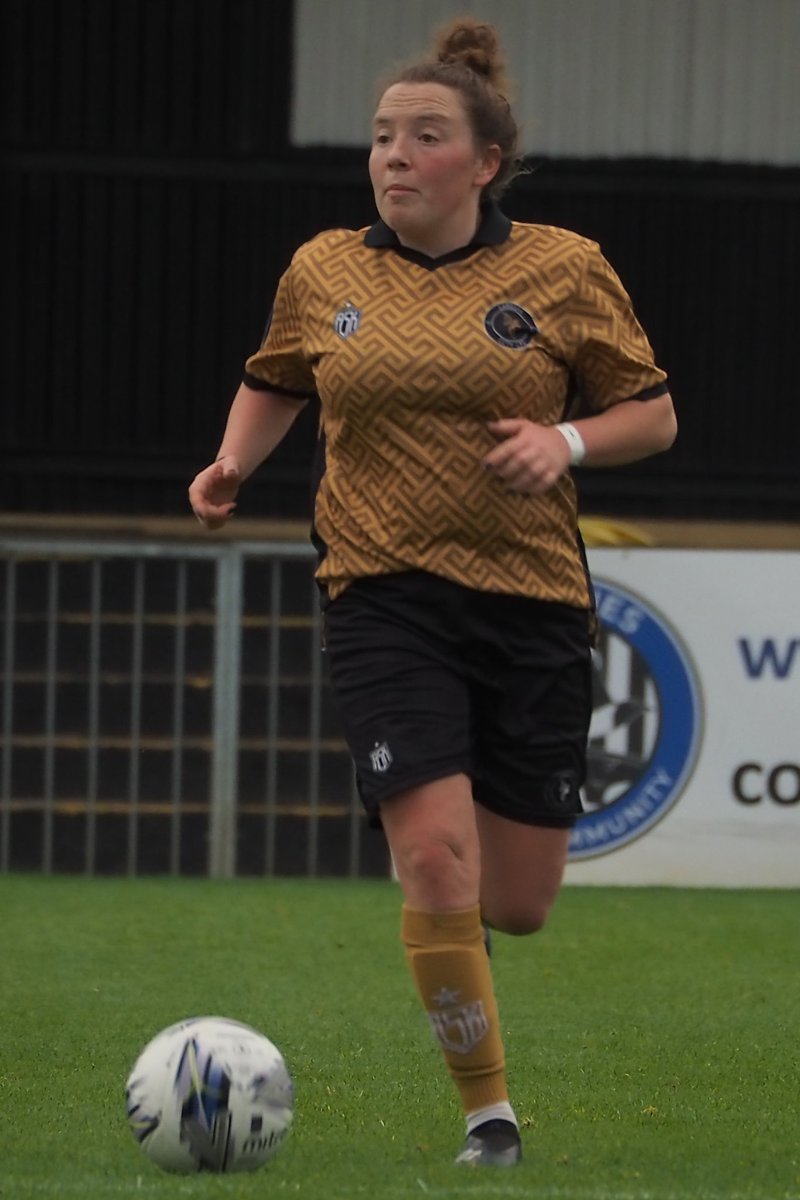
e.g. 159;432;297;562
483;419;572;495
188;456;242;529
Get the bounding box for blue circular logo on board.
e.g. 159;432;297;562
568;578;702;860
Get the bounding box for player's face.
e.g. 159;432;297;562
369;83;500;258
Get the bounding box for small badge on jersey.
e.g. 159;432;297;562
484;302;538;348
333;301;361;340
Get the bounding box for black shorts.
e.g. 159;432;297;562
323;571;592;828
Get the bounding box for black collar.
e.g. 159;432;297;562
363;201;511;269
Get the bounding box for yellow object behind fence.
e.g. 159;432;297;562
578;517;655;547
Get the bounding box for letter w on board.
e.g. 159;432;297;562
738;638;800;680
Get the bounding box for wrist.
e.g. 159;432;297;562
215;453;243;472
555;422;586;466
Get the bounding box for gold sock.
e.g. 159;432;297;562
401;904;508;1114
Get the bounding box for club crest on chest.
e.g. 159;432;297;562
484;302;538;348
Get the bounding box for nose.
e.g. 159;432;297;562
386;135;411;169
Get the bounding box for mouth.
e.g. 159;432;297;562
385;184;416;195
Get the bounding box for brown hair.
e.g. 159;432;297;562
379;18;521;200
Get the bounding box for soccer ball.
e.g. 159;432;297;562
125;1016;293;1173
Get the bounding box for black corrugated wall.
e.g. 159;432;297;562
2;0;799;520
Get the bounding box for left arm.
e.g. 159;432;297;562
483;392;677;496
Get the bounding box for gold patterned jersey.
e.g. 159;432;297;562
244;204;667;605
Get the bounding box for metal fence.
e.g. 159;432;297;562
0;534;388;879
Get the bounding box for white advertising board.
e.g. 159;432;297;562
564;549;799;888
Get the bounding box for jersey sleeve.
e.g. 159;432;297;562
565;242;668;412
243;258;317;398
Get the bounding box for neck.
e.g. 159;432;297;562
394;208;482;260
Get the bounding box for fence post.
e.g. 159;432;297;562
209;545;244;879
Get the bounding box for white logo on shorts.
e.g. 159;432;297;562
369;741;393;773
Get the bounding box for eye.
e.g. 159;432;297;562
419;132;439;144
374;132;391;146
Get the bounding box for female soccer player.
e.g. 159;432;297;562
189;17;676;1167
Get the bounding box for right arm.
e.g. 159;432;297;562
188;382;308;529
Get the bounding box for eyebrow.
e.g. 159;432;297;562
372;112;452;127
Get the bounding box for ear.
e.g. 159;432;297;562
474;144;502;188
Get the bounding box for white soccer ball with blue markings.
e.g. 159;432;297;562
125;1016;293;1173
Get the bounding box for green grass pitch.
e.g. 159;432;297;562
0;874;797;1199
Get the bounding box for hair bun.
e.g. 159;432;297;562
436;19;505;88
